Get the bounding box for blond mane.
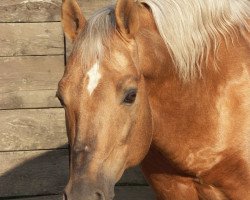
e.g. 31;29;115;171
141;0;250;80
75;0;250;80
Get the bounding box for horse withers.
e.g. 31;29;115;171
58;0;250;199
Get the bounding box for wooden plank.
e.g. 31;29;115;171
0;150;147;197
10;195;61;200
120;166;147;186
0;56;64;109
0;0;61;23
115;186;155;200
0;0;113;23
0;150;68;197
0;109;67;151
7;187;155;200
0;23;64;56
78;0;114;18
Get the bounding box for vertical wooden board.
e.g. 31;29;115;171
0;56;64;109
0;23;64;56
0;109;67;151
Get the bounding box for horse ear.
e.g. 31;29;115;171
61;0;86;42
115;0;140;39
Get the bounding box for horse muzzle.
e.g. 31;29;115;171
63;180;115;200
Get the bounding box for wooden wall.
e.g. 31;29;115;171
0;1;154;199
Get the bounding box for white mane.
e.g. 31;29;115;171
76;0;250;80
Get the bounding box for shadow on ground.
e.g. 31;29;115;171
0;146;154;199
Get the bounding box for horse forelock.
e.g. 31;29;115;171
74;0;250;81
73;6;116;70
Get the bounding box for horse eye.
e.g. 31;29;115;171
123;89;137;104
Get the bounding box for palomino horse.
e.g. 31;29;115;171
58;0;250;199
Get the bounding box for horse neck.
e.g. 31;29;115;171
135;8;176;85
136;8;250;145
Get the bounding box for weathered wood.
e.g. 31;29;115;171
0;150;147;197
78;0;114;18
0;23;64;56
0;150;68;197
0;0;113;23
115;186;155;200
0;0;61;23
0;56;64;109
0;108;67;151
7;187;155;200
12;195;61;200
9;195;61;200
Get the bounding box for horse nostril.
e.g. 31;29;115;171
95;191;105;200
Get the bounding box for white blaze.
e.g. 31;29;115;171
87;62;101;95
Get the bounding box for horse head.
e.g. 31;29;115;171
60;0;154;199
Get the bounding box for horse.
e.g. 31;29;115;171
58;0;250;199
